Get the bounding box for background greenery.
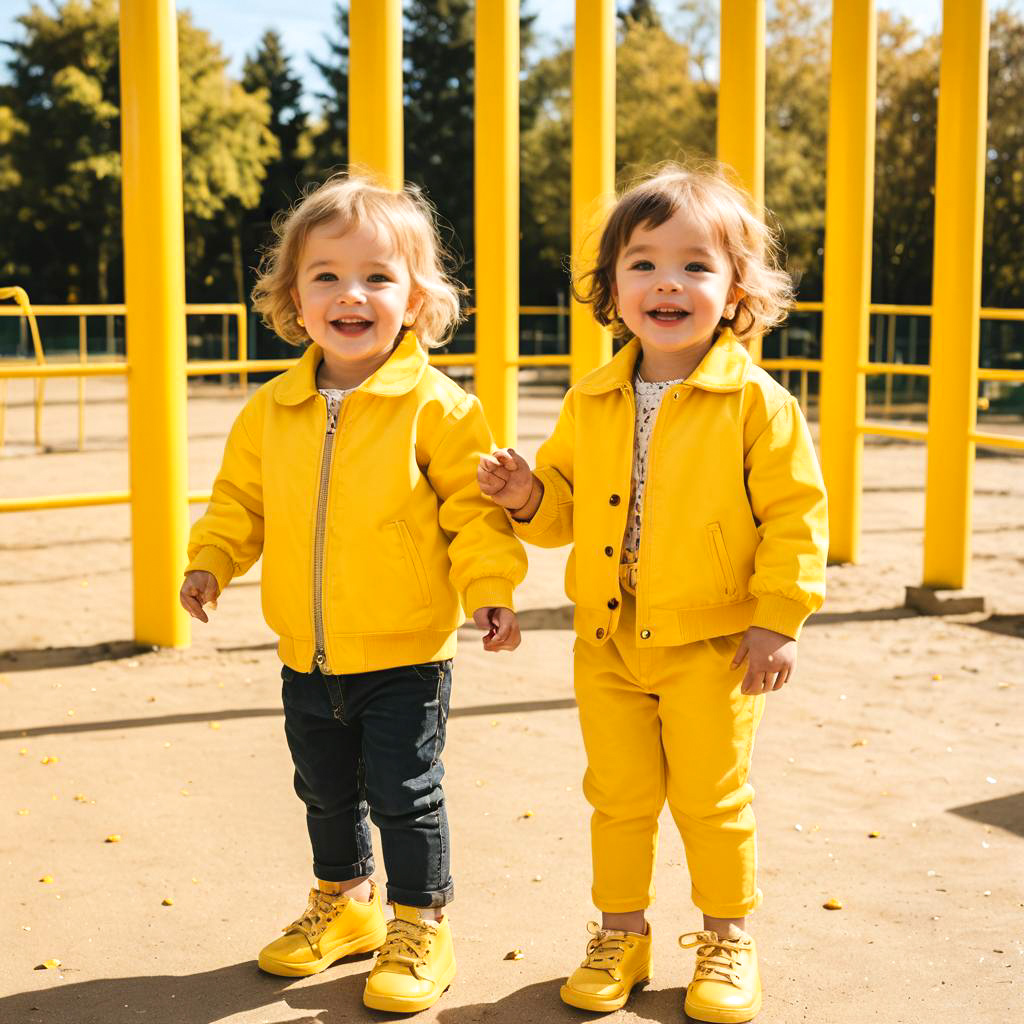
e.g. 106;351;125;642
0;0;1021;378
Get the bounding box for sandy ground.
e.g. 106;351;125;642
1;376;1022;1024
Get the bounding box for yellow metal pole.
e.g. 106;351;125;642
119;0;191;647
718;0;765;362
237;307;248;393
820;0;876;565
78;314;86;450
348;0;403;189
474;0;519;447
570;0;615;384
922;0;989;589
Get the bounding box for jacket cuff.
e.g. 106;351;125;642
508;467;562;541
463;577;516;616
751;594;812;640
185;546;236;595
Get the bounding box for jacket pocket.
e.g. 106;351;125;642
392;520;432;607
706;522;738;599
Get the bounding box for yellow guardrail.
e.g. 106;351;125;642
2;297;1022;520
0;300;247;451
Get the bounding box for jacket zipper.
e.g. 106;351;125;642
312;392;342;673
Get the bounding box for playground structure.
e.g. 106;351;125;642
1;0;1022;650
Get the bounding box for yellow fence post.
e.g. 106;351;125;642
570;0;615;385
820;0;876;565
922;0;988;590
718;0;765;363
348;0;403;190
119;0;191;648
474;0;519;447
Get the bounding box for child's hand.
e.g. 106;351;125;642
472;606;521;652
180;570;220;623
478;448;537;515
731;626;797;694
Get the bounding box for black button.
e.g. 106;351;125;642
604;546;614;557
607;598;619;610
609;494;621;506
595;628;605;639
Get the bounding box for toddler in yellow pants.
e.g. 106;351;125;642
479;162;828;1022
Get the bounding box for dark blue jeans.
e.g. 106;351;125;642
280;659;454;908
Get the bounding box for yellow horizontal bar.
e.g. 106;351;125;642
860;362;932;377
0;490;214;514
980;307;1024;322
971;430;1024;451
186;359;297;376
977;368;1024;382
0;362;129;379
792;301;825;313
760;358;823;371
858;422;928;441
519;306;566;315
868;303;933;316
0;303;243;317
517;355;573;366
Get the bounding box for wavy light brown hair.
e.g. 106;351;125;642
252;171;465;348
573;161;794;345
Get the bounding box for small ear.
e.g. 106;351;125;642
728;285;746;307
404;291;425;326
289;287;303;319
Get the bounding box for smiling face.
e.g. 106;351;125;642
612;207;740;378
290;218;423;388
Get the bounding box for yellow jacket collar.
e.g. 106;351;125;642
273;331;429;405
576;329;751;396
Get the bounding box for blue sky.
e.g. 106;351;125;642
0;1;951;106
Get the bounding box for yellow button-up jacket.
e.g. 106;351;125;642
187;333;527;674
513;330;828;647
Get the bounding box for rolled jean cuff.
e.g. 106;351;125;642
312;853;375;884
386;878;455;909
692;886;763;919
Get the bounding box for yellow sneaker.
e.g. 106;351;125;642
362;905;456;1012
257;882;387;977
680;931;761;1023
559;921;652;1012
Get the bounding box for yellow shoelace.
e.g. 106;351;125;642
581;921;632;978
283;888;344;941
679;931;747;988
377;918;433;970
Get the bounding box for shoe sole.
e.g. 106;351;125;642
362;960;457;1013
684;992;762;1023
257;922;389;978
559;974;651;1013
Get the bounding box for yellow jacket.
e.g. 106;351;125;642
186;332;527;674
513;330;828;646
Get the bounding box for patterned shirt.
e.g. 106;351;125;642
622;372;683;562
318;386;356;431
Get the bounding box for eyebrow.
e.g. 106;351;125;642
622;244;716;260
305;258;397;271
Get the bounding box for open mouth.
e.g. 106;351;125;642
645;306;691;323
329;317;374;336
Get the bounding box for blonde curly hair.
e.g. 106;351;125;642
573;160;794;345
252;171;465;348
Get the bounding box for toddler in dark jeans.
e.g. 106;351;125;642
180;175;525;1014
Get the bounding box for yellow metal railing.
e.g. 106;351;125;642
0;300;248;452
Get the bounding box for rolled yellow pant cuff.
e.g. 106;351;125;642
692;887;763;919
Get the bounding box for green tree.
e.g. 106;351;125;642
519;15;715;303
0;0;276;304
306;2;350;180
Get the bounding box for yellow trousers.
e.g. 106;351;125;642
573;582;765;918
